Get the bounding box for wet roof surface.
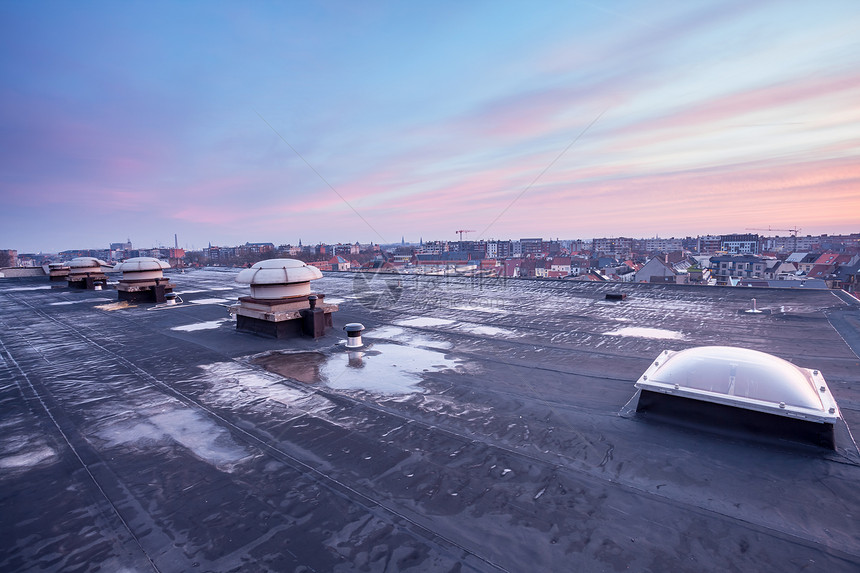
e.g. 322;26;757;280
2;268;860;572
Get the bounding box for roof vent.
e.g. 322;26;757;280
740;297;771;315
66;257;109;290
236;258;322;299
344;323;365;348
114;257;174;303
48;262;69;282
232;259;338;339
622;346;857;454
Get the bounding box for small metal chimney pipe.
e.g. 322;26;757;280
344;323;365;348
308;294;318;310
165;292;177;306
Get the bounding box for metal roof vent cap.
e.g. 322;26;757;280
344;323;365;348
67;257;109;277
236;258;323;299
114;257;170;281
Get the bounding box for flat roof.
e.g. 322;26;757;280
2;269;859;572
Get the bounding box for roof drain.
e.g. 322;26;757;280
620;346;859;458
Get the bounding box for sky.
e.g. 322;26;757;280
1;0;859;253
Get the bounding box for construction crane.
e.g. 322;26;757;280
455;230;476;241
745;227;801;236
746;227;802;252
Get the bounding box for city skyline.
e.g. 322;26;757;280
13;229;858;258
2;1;860;253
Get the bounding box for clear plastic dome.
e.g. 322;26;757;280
636;346;840;421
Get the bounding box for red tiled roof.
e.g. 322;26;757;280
807;264;833;278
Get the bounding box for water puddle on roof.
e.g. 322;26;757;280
171;319;230;332
396;317;455;328
251;352;327;384
367;326;452;349
603;326;686;340
321;344;460;394
200;361;326;410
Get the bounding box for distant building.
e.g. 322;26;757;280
417;241;448;255
764;259;798;280
328;256;351;271
0;249;17;267
644;237;683;253
549;256;571;275
519;238;544;257
696;235;722;254
720;234;759;255
709;255;766;284
592;237;633;258
634;257;678;283
762;235;821;253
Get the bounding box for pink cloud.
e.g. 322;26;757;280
606;71;860;147
495;155;860;236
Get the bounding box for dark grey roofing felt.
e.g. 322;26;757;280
2;269;860;572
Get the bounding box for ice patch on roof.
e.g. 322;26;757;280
323;297;345;304
0;446;57;469
604;327;686;340
50;298;112;306
171;319;229;332
189;298;231;305
3;285;51;292
457;324;518;337
396;317;455;328
96;407;250;469
174;289;206;295
451;304;506;314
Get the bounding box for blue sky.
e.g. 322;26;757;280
2;0;859;253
